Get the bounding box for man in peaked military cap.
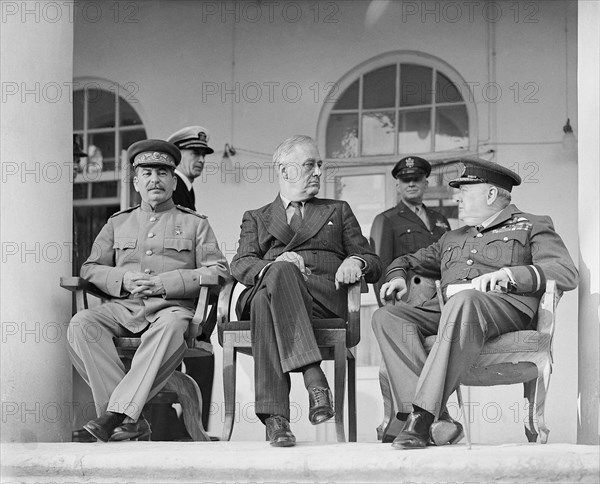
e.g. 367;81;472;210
167;126;214;210
67;139;229;442
372;157;578;449
370;156;451;441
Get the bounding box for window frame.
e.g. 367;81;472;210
72;77;148;210
316;50;478;165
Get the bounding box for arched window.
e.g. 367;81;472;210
319;51;476;160
72;80;147;271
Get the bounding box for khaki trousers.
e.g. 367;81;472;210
68;301;189;420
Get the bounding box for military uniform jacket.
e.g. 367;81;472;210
231;196;382;319
370;201;451;276
384;204;578;318
81;199;230;332
172;173;195;210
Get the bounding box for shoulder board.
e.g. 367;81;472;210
109;205;139;218
175;205;207;218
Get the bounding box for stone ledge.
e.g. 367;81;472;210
1;442;599;484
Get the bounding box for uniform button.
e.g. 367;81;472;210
503;236;509;241
144;269;151;274
471;249;477;254
466;259;474;265
149;217;157;222
476;233;483;238
148;232;155;238
146;250;153;256
407;229;411;233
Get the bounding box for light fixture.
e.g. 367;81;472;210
221;143;239;182
562;118;577;153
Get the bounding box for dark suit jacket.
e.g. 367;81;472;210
172;173;195;210
384;204;578;318
231;195;382;319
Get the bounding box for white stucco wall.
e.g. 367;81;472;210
69;0;585;443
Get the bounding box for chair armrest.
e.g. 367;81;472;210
346;279;363;348
60;276;111;300
187;275;226;347
536;280;559;337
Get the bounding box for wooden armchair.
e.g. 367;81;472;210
60;274;223;441
378;274;560;446
216;278;365;443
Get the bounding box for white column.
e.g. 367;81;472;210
1;1;75;442
577;0;600;445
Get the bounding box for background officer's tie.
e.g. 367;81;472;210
289;201;303;232
415;205;430;230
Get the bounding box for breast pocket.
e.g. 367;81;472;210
398;227;426;254
164;238;193;252
441;243;463;269
482;231;529;266
113;237;139;263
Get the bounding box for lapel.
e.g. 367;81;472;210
287;198;335;250
257;195;294;245
397;201;428;229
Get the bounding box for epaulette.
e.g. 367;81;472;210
175;205;207;218
109;205;139;218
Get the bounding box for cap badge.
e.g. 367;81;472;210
135;151;174;164
198;131;207;142
405;157;414;168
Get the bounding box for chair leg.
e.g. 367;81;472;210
376;360;395;441
221;332;237;442
163;371;210;441
523;379;539;443
333;335;347;443
347;350;357;442
456;386;471;449
536;364;552;444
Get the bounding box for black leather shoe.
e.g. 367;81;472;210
308;386;335;425
72;428;97;443
430;414;464;446
265;415;296;447
381;416;406;443
110;415;151;441
83;412;125;442
391;411;434;449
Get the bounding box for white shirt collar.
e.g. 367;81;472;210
175;169;193;191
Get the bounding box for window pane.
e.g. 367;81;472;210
121;129;147;152
91;181;119;198
73;90;85;130
398;109;431;154
363;65;396;109
73;183;88;199
326;114;358;158
361;111;395;156
401;64;432;106
435;105;469;151
87;132;115;172
333;79;359;110
436;72;463;103
120;99;143;127
87;89;116;129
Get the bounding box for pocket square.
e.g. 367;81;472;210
327;221;334;225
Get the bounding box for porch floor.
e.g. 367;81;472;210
2;441;598;484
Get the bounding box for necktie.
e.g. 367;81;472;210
415;205;429;229
289;201;303;232
190;187;196;208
